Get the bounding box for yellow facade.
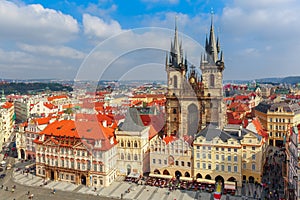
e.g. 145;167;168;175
193;135;243;187
255;102;300;146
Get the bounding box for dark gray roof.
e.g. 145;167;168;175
254;102;271;113
119;107;146;132
195;124;237;142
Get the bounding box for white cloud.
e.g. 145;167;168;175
18;43;86;59
0;1;79;44
82;14;124;39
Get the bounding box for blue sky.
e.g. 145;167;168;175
1;0;300;81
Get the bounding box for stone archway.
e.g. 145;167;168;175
154;169;160;174
175;170;182;179
163;170;170;175
205;174;212;180
81;175;86;185
249;176;254;183
196;173;202;179
215;175;224;184
20;149;25;159
184;172;190;177
228;177;236;182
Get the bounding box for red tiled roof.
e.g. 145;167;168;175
252;118;268;138
43;102;57;109
163;135;178;144
47;95;68;101
33;117;53;125
2;102;13;109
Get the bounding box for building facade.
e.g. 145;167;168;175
34;120;118;187
255;101;300;147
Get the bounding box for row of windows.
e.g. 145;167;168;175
269;125;287;131
269;118;290;123
196;146;239;152
196;153;239;162
196;162;238;173
242;154;256;160
152;159;191;167
120;153;139;161
120;141;139;148
243;163;256;171
269;132;285;137
243;146;256;150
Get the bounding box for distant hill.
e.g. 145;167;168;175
225;76;300;85
0;82;73;95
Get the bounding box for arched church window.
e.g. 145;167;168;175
174;75;178;88
134;141;138;148
127;154;131;160
210;74;215;87
173;108;177;114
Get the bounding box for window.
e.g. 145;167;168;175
81;151;85;156
128;154;131;160
121;141;124;147
210;74;215;87
175;161;179;166
164;160;167;165
173;108;177;114
134;154;138;161
77;162;80;170
82;164;85;170
197;146;200;149
187;162;190;167
208;164;211;169
243;146;246;149
173;75;178;88
234;156;237;162
216;147;219;151
202;163;206;169
234;166;238;172
127;141;130;147
252;147;255;151
94;164;97;171
208;147;211;150
222;155;225;161
158;159;161;164
99;165;103;172
134;141;138;148
221;165;224;171
243;163;246;169
216;155;219;160
228;148;231;152
234;148;237;152
61;160;64;167
228;156;231;161
202;153;206;159
208;154;211;159
216;164;219;171
121;153;124;160
252;164;256;171
228;166;231;172
181;161;184;166
197;162;200;169
197;153;200;159
221;148;224;151
252;154;256;160
203;146;206;150
270;118;272;122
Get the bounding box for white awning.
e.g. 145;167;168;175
127;172;140;178
224;181;236;190
149;173;173;179
196;178;215;184
179;177;193;181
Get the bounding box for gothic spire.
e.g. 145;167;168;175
207;9;218;64
173;16;182;66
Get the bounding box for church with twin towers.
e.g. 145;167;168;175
165;13;226;139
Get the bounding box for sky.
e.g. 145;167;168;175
0;0;300;81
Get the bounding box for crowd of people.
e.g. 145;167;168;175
261;147;285;200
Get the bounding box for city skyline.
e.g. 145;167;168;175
0;0;300;81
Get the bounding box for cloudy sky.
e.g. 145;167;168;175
0;0;299;81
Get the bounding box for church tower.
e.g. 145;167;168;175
200;12;226;129
165;19;204;138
